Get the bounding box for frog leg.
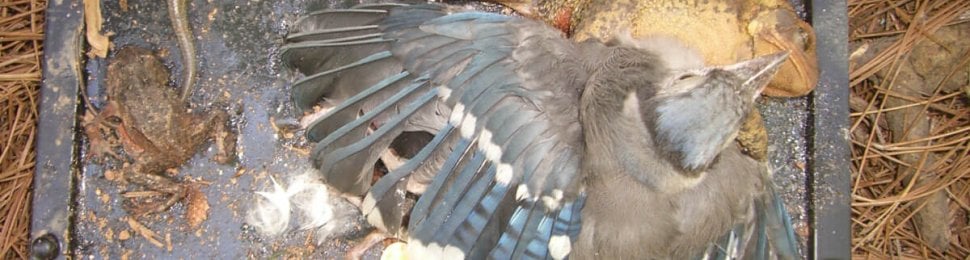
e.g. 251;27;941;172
82;103;122;161
125;168;187;216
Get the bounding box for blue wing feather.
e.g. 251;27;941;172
285;4;589;258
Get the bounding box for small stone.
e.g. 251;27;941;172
118;230;131;241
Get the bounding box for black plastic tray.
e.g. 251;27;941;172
30;0;850;258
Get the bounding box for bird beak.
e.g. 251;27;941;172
723;51;790;99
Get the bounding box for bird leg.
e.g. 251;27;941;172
345;230;390;260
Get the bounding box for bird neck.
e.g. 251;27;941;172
579;65;706;194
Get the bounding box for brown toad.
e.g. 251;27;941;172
85;47;231;217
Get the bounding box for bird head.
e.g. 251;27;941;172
649;51;789;173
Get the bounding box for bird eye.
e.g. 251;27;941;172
677;74;694;80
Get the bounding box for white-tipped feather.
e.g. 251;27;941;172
437;85;453;100
449;103;466;125
495;163;514;185
459;113;477;138
548;234;572;260
515;184;531;201
479;130;502;162
541;189;565;210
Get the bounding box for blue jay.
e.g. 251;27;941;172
282;3;799;259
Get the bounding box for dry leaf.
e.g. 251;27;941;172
185;184;210;229
83;0;110;57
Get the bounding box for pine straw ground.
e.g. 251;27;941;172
0;0;968;259
849;0;970;259
0;0;44;258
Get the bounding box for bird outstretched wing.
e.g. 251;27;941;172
282;3;588;258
